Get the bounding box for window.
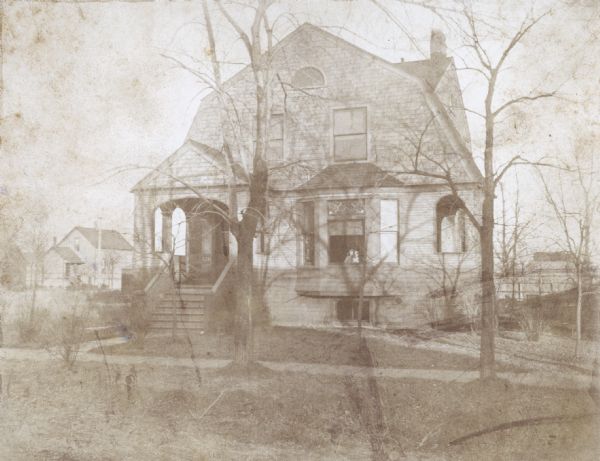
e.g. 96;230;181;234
336;298;370;323
328;199;365;264
380;199;399;263
255;205;270;255
267;114;284;162
74;238;80;253
154;208;163;252
333;108;367;161
172;207;187;256
291;66;325;88
436;196;466;253
301;202;315;265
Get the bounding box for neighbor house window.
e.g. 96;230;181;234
267;114;284;162
301;202;315;265
172;207;187;256
333;107;367;161
380;199;399;263
336;298;370;324
292;67;325;88
328;199;365;264
154;208;163;252
74;238;80;252
436;195;466;253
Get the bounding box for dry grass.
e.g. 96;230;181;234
101;326;524;372
0;357;597;460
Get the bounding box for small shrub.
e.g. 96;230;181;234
517;304;546;341
127;291;151;345
43;305;89;368
15;307;49;344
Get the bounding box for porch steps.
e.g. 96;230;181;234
149;284;211;333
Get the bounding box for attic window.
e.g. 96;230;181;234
291;67;325;88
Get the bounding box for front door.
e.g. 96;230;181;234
188;215;214;283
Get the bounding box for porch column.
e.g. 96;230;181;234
316;200;328;267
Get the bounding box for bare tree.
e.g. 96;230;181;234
537;148;598;358
373;1;563;379
495;181;532;308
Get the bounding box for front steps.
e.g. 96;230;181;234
149;284;211;333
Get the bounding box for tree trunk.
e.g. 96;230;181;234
480;192;496;379
575;265;582;358
233;228;254;364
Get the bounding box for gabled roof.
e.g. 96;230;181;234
131;139;247;192
49;247;84;264
72;227;133;251
395;56;452;90
295;163;404;191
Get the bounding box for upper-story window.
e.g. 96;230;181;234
436;195;466;253
292;66;325;88
333;107;367;162
267;114;284;162
74;237;80;253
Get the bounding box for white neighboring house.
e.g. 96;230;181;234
45;226;133;289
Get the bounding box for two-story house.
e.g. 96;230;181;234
131;24;482;331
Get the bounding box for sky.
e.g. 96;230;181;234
2;0;599;256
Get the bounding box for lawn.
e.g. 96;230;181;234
0;356;597;460
100;326;525;373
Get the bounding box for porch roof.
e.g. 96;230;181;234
50;247;84;264
295;163;404;191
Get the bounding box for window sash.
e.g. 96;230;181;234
334;108;366;135
334;134;367;161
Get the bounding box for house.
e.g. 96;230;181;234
131;24;482;330
46;227;133;289
497;252;577;300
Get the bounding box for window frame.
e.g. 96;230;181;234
379;199;399;264
300;201;315;266
327;199;366;265
436;196;466;254
332;107;368;162
267;113;285;162
291;66;326;89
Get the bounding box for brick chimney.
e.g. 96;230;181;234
430;29;447;60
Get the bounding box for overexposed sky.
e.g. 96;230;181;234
2;0;598;254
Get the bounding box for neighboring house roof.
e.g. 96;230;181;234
296;163;404;191
533;252;572;263
50;247;84;264
73;227;133;251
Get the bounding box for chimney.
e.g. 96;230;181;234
430;29;447;60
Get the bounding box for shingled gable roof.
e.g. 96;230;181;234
49;247;84;264
296;163;403;191
395;57;452;90
131;139;247;191
136;23;480;194
57;227;133;251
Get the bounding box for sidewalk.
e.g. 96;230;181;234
0;341;593;391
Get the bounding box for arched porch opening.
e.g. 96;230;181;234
154;197;230;284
